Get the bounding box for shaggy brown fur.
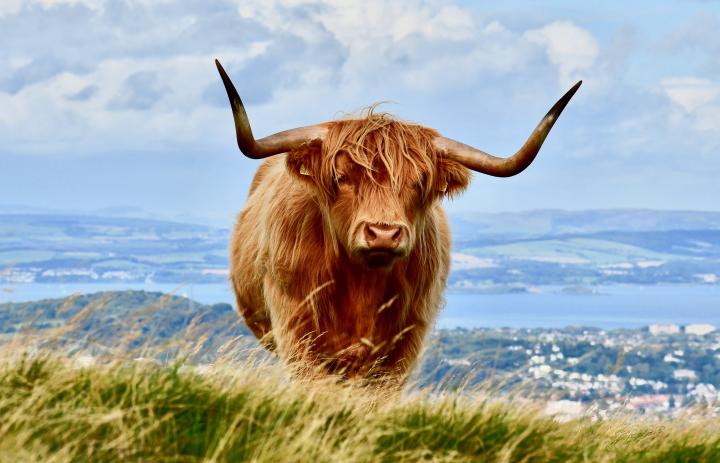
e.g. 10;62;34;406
230;111;471;385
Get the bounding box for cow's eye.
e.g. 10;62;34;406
336;174;349;184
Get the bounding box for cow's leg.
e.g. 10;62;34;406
231;274;275;350
262;276;326;376
376;320;430;386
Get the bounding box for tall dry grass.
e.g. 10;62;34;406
1;291;720;461
1;346;720;462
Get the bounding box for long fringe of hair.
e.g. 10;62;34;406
315;107;441;206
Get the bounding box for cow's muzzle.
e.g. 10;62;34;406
355;222;409;268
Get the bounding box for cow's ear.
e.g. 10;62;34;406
286;139;323;184
436;155;471;198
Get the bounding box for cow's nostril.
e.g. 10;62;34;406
391;227;402;242
364;223;404;250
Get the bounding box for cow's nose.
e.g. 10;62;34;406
364;223;403;250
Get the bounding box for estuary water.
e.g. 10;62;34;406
1;283;719;330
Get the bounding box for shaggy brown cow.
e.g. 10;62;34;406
216;59;580;384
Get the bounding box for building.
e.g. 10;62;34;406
673;369;698;381
684;324;716;336
627;394;671;412
649;324;680;335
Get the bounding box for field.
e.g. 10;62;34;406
2;348;720;462
3;209;720;288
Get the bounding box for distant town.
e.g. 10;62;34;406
421;322;720;419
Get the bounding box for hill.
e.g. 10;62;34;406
4;290;720;413
448;209;720;288
0;213;228;284
0;290;252;361
0;350;718;462
2;209;720;289
449;209;720;240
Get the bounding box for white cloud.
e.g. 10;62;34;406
661;77;720;112
236;0;475;43
661;77;720;131
313;1;475;43
233;0;536;97
0;0;103;16
36;0;104;10
0;46;267;155
0;1;22;17
0;0;604;160
525;21;599;88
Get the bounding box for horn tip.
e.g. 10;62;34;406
568;80;582;96
552;80;582;112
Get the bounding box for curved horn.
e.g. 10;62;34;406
434;81;582;177
215;59;327;159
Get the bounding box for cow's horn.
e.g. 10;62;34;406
433;81;581;177
215;59;327;159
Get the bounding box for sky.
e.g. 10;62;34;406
1;0;719;226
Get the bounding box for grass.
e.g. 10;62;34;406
1;290;718;461
1;348;720;462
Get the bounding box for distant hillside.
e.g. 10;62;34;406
450;209;720;241
0;213;229;284
0;290;251;361
2;209;720;288
447;209;720;289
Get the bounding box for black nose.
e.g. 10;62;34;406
364;223;403;250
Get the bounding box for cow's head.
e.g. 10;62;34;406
285;115;472;268
215;60;581;269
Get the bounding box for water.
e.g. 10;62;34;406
439;285;720;329
0;282;232;306
1;282;719;330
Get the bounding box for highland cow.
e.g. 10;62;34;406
216;59;580;385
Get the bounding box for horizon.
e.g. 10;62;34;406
3;203;720;229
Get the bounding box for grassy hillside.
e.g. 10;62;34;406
0;291;252;361
1;350;719;462
2;291;720;461
6;290;720;409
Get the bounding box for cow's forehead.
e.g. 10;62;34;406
318;115;441;194
332;149;431;183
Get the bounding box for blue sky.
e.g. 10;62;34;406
1;0;719;226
